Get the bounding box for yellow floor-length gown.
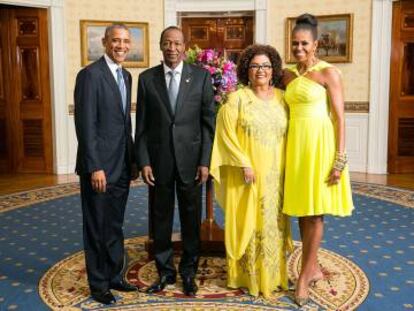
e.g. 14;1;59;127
210;86;293;298
283;61;354;217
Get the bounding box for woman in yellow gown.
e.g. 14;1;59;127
282;14;354;306
210;44;293;298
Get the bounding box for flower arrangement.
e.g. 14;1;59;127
185;46;238;105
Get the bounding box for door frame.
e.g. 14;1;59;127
367;0;395;174
0;0;68;174
164;0;267;44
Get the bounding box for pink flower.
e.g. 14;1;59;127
207;66;216;75
205;49;215;62
223;61;234;72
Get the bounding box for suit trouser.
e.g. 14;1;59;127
80;164;130;293
152;166;202;279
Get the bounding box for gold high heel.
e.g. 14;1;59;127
294;294;309;307
310;271;324;287
294;280;310;307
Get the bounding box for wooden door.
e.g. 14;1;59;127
0;6;53;173
181;16;254;63
389;1;414;173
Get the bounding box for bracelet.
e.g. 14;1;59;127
333;151;348;172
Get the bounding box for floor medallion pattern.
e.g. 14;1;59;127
39;237;369;310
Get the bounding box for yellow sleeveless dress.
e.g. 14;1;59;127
283;61;354;217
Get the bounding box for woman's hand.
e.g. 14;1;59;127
326;168;341;186
243;167;256;184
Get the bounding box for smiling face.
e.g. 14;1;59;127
248;54;273;87
102;27;131;64
160;28;185;69
291;29;318;63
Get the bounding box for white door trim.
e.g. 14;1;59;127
367;0;393;174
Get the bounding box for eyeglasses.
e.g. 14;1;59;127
248;64;272;71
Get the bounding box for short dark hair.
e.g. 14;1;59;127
237;44;283;87
159;26;184;44
104;23;130;39
293;13;318;40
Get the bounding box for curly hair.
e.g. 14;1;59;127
237;44;283;87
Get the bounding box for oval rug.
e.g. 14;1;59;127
39;236;369;310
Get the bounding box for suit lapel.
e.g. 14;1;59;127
98;57;124;117
175;63;192;116
153;65;174;118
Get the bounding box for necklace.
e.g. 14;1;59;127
297;57;319;75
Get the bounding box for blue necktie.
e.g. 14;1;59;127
116;67;126;113
168;70;178;114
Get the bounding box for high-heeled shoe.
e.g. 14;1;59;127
294;280;310;307
309;271;324;287
294;294;309;307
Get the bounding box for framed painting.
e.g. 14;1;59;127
80;20;149;68
285;14;353;63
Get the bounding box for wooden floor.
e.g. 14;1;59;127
0;173;79;196
0;172;413;196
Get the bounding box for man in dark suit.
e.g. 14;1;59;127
135;26;215;296
74;24;138;305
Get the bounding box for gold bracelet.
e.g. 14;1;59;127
333;151;348;172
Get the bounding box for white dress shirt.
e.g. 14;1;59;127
163;61;183;90
104;54;123;81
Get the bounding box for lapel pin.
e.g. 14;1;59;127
185;78;191;83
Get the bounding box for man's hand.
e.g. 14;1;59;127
141;165;155;186
195;166;209;185
91;170;107;193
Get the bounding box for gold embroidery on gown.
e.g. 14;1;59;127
210;86;293;298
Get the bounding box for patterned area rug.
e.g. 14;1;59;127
1;181;412;214
39;237;368;310
0;181;413;310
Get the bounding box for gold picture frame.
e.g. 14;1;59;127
285;14;353;63
80;20;149;68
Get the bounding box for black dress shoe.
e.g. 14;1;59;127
91;290;116;305
146;275;176;293
110;280;138;292
182;276;198;297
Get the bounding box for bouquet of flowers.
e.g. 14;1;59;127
186;46;238;105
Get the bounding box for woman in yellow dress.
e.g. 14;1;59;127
282;14;354;306
210;44;293;298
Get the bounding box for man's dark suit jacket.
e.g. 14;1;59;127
74;56;134;182
135;63;215;183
